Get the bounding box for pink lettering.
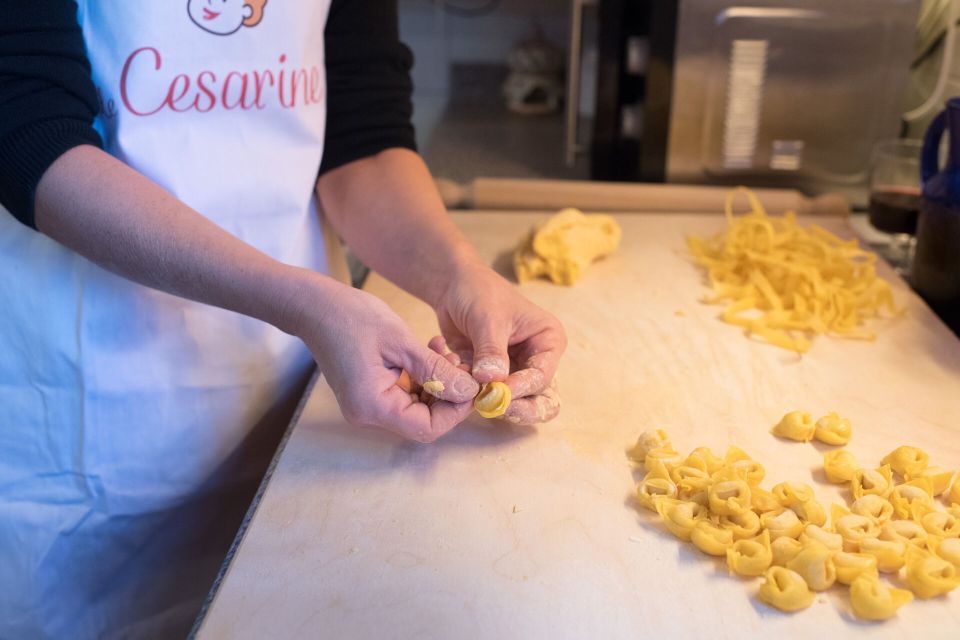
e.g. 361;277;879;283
195;71;217;113
120;47;164;116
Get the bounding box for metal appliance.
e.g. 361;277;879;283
565;0;922;202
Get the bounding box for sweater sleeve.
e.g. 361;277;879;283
319;0;417;175
0;0;102;229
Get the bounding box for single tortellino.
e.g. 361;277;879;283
881;445;929;478
757;566;816;612
851;465;894;500
849;574;913;620
850;494;894;525
654;497;707;542
879;519;928;548
791;499;827;527
676;475;711;506
644;445;683;473
928;536;960;570
834;551;879;585
771;410;815;442
708;479;752;516
772;482;814;506
889;479;935;520
627;429;670;463
787;541;837;591
719;509;762;540
771;536;804;567
474;382;511;418
690;520;735;556
859;537;907;573
905;545;960;598
762;508;804;541
813;412;851;446
832;505;880;552
911;502;960;538
636;461;677;511
751;487;782;514
726;458;766;487
727;529;772;577
799;524;843;552
686;446;725;475
669;464;710;486
905;466;955;497
823;449;859;484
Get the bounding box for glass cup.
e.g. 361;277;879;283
867;139;924;276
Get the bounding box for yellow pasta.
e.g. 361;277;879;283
813;412;851;446
690;520;735;556
911;502;960;538
720;510;762;541
727;530;773;578
906;466;955;497
708;479;752;516
948;476;960;507
928;536;960;570
676;475;711;507
799;524;843;552
851;465;894;500
771;536;805;567
881;445;929;478
834;513;880;552
654;497;707;542
757;567;816;612
833;552;879;586
771;411;815;442
473;381;511;418
823;449;859;484
905;545;960;598
669;464;710;486
787;542;837;591
686;446;725;475
627;429;671;463
762;508;804;541
636;461;677;511
851;495;894;525
879;519;928;548
644;445;683;473
772;482;814;505
859;537;907;573
849;575;913;620
687;188;897;353
889;479;935;520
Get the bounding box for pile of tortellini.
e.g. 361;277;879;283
629;413;960;621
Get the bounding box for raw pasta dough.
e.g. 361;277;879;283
514;208;621;285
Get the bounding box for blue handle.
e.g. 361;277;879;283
922;109;948;183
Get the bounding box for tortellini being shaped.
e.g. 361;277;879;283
757;566;816;612
786;541;837;591
823;449;859;484
881;445;929;478
813;412;851;446
799;524;843;552
628;429;671;463
690;520;735;556
851;465;894;500
771;536;804;567
654;497;707;542
859;537;907;573
726;529;772;577
905;545;960;599
771;410;815;442
762;508;804;541
833;551;879;585
849;574;913;620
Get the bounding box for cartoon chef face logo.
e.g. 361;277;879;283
188;0;267;36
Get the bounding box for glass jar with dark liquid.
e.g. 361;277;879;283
867;139;924;275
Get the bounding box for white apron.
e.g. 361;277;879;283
0;1;335;637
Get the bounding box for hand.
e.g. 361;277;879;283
290;276;480;443
433;264;566;425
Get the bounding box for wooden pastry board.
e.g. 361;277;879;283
195;212;960;639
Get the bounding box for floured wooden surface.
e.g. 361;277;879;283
197;212;960;639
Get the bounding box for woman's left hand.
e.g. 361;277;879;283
433;264;566;425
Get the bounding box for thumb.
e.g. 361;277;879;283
469;322;511;383
398;342;479;403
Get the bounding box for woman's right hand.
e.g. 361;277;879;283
287;273;480;443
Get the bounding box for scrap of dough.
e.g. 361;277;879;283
474;382;511;418
514;208;621;285
422;380;445;396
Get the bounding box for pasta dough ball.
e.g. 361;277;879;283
757;567;816;612
833;552;879;586
823;449;859;484
772;411;815;442
513;208;621;285
787;542;837;591
813;412;851;446
849;575;913;620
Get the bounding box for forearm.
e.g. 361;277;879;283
316;148;485;306
35;145;328;334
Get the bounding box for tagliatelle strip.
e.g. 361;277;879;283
629;424;960;621
687;188;897;353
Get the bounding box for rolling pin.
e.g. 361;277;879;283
435;177;850;217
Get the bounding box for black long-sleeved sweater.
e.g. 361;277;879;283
0;0;416;228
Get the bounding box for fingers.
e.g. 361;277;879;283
469;322;511;384
395;340;479;403
371;386;475;443
502;379;561;426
